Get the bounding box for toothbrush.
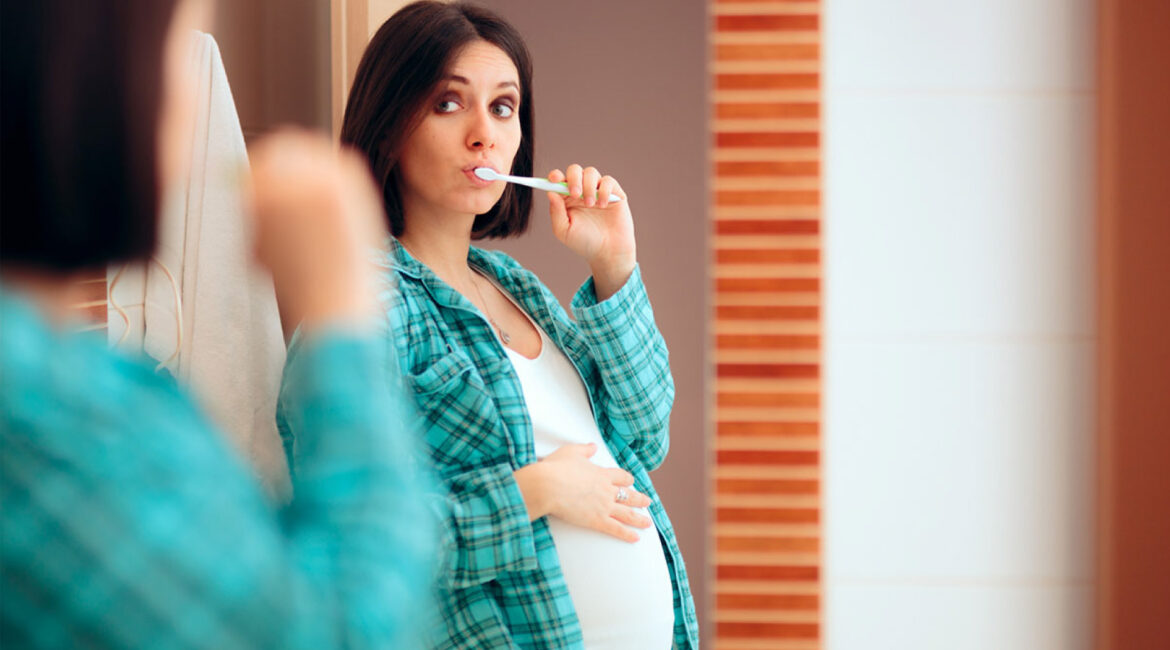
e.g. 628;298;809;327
474;167;623;203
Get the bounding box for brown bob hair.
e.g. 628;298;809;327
1;0;178;272
340;1;535;240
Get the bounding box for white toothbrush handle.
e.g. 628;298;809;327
505;174;622;203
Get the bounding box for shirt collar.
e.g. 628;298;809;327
384;237;522;313
385;237;516;284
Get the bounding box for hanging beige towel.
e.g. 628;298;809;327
109;31;289;498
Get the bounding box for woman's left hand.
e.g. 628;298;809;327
547;164;636;300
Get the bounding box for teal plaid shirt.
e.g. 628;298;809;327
0;287;435;649
382;240;699;649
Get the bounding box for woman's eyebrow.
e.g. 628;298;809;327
444;74;519;91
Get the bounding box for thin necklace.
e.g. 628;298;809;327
469;269;512;345
397;239;512;345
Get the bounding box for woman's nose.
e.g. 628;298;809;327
466;108;495;150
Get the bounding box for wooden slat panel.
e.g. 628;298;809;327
716;405;820;420
715;465;820;480
716;306;819;321
716;132;819;147
717;622;819;640
718;537;819;553
716;350;819;364
717;450;819;465
717;363;818;378
716;641;819;650
714;178;820;191
716;278;818;292
716;73;819;90
717;422;818;436
716;478;819;494
713;61;820;75
715;91;821;105
718;593;819;609
715;494;820;508
716;335;819;349
715;192;819;208
718;394;818;410
717;564;818;581
714;146;819;161
713;3;821;17
714;292;819;306
716;250;819;264
712;0;822;645
716;507;819;523
716;159;819;174
716;44;819;61
714;236;821;250
714;321;820;335
714;32;820;46
714;577;820;592
715;208;819;221
716;611;820;625
716;15;819;31
716;441;820;455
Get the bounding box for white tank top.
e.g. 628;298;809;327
504;326;675;649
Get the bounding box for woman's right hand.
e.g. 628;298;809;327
248;131;387;332
514;444;654;543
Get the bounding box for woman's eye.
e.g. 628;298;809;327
492;103;514;118
436;100;460;113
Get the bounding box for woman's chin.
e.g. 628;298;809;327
455;192;505;217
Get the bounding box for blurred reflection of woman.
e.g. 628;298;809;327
334;2;699;648
1;0;434;647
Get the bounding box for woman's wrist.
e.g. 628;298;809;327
588;253;636;303
513;463;553;522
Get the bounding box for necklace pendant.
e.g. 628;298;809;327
489;317;512;345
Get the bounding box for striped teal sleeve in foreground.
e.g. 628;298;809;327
275;331;440;648
1;284;438;649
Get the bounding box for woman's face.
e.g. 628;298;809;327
396;40;522;226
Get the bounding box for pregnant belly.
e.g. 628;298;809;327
547;514;676;649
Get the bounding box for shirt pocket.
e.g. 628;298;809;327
407;350;508;472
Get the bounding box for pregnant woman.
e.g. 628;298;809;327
336;2;699;648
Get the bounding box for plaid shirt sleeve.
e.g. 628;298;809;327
430;462;537;589
570;264;675;470
276;330;439;645
2;322;436;649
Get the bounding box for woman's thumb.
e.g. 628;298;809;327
548;191;570;241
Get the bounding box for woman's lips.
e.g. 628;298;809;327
464;167;494;187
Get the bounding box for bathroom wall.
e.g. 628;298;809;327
824;1;1096;647
212;0;331;139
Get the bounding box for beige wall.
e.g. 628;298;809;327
212;0;331;138
477;1;710;639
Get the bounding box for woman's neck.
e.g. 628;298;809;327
396;208;480;288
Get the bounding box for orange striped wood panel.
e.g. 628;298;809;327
711;1;821;648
